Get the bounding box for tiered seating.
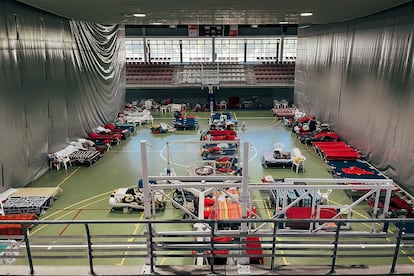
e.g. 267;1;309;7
178;63;246;84
253;62;295;83
215;63;246;82
126;63;174;84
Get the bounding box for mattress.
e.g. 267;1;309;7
261;151;292;168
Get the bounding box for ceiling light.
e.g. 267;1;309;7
251;24;258;28
132;13;146;17
279;21;289;24
300;12;313;17
151;22;162;25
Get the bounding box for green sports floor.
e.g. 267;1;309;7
8;109;414;269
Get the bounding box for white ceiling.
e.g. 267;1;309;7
17;0;411;25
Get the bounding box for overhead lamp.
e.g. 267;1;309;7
251;24;258;28
300;12;313;17
151;22;162;25
132;13;146;17
279;21;289;24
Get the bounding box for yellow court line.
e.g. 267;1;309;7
57;167;81;188
30;196;109;235
404;251;414;264
245;119;281;133
263;199;290;265
329;198;387;232
117;213;145;266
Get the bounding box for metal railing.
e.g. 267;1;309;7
1;217;413;275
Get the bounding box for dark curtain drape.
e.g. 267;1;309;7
0;0;125;190
295;2;414;194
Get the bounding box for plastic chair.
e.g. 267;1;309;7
317;189;332;205
218;101;227;110
57;156;71;171
144;99;153;110
280;99;289;109
292;156;306;173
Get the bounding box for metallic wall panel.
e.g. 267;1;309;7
295;3;414;194
0;0;125;190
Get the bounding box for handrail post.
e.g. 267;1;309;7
148;222;155;273
390;223;405;274
209;221;215;274
328;222;342;275
84;223;95;275
141;140;155;273
22;223;34;275
270;219;278;271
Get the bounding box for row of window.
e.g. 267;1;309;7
126;37;297;63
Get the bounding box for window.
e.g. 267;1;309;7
125;36;296;64
147;39;180;62
246;38;281;62
181;38;212;62
282;37;297;61
215;38;245;62
125;39;145;62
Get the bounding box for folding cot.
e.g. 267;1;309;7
0;213;37;236
172;115;198;130
298;131;340;145
68;150;101;166
366;195;413;218
88;132;122;145
202;189;263;265
200;143;238;160
201;129;239;141
261;151;293;168
210;112;238;128
261;143;295;168
285;206;339;229
312;141;361;161
114;121;136;133
271;107;296;118
50;144;101;170
104;123;131;139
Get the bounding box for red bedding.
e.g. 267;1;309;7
0;213;38;236
246;236;264;264
342;166;374;175
322;150;361;161
285;207;338;229
271;108;296;118
209;130;237;136
313;141;349;149
88;132;122;142
312;141;361;161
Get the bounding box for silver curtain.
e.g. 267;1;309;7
0;0;125;190
295;3;414;194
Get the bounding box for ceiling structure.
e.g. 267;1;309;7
17;0;411;26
